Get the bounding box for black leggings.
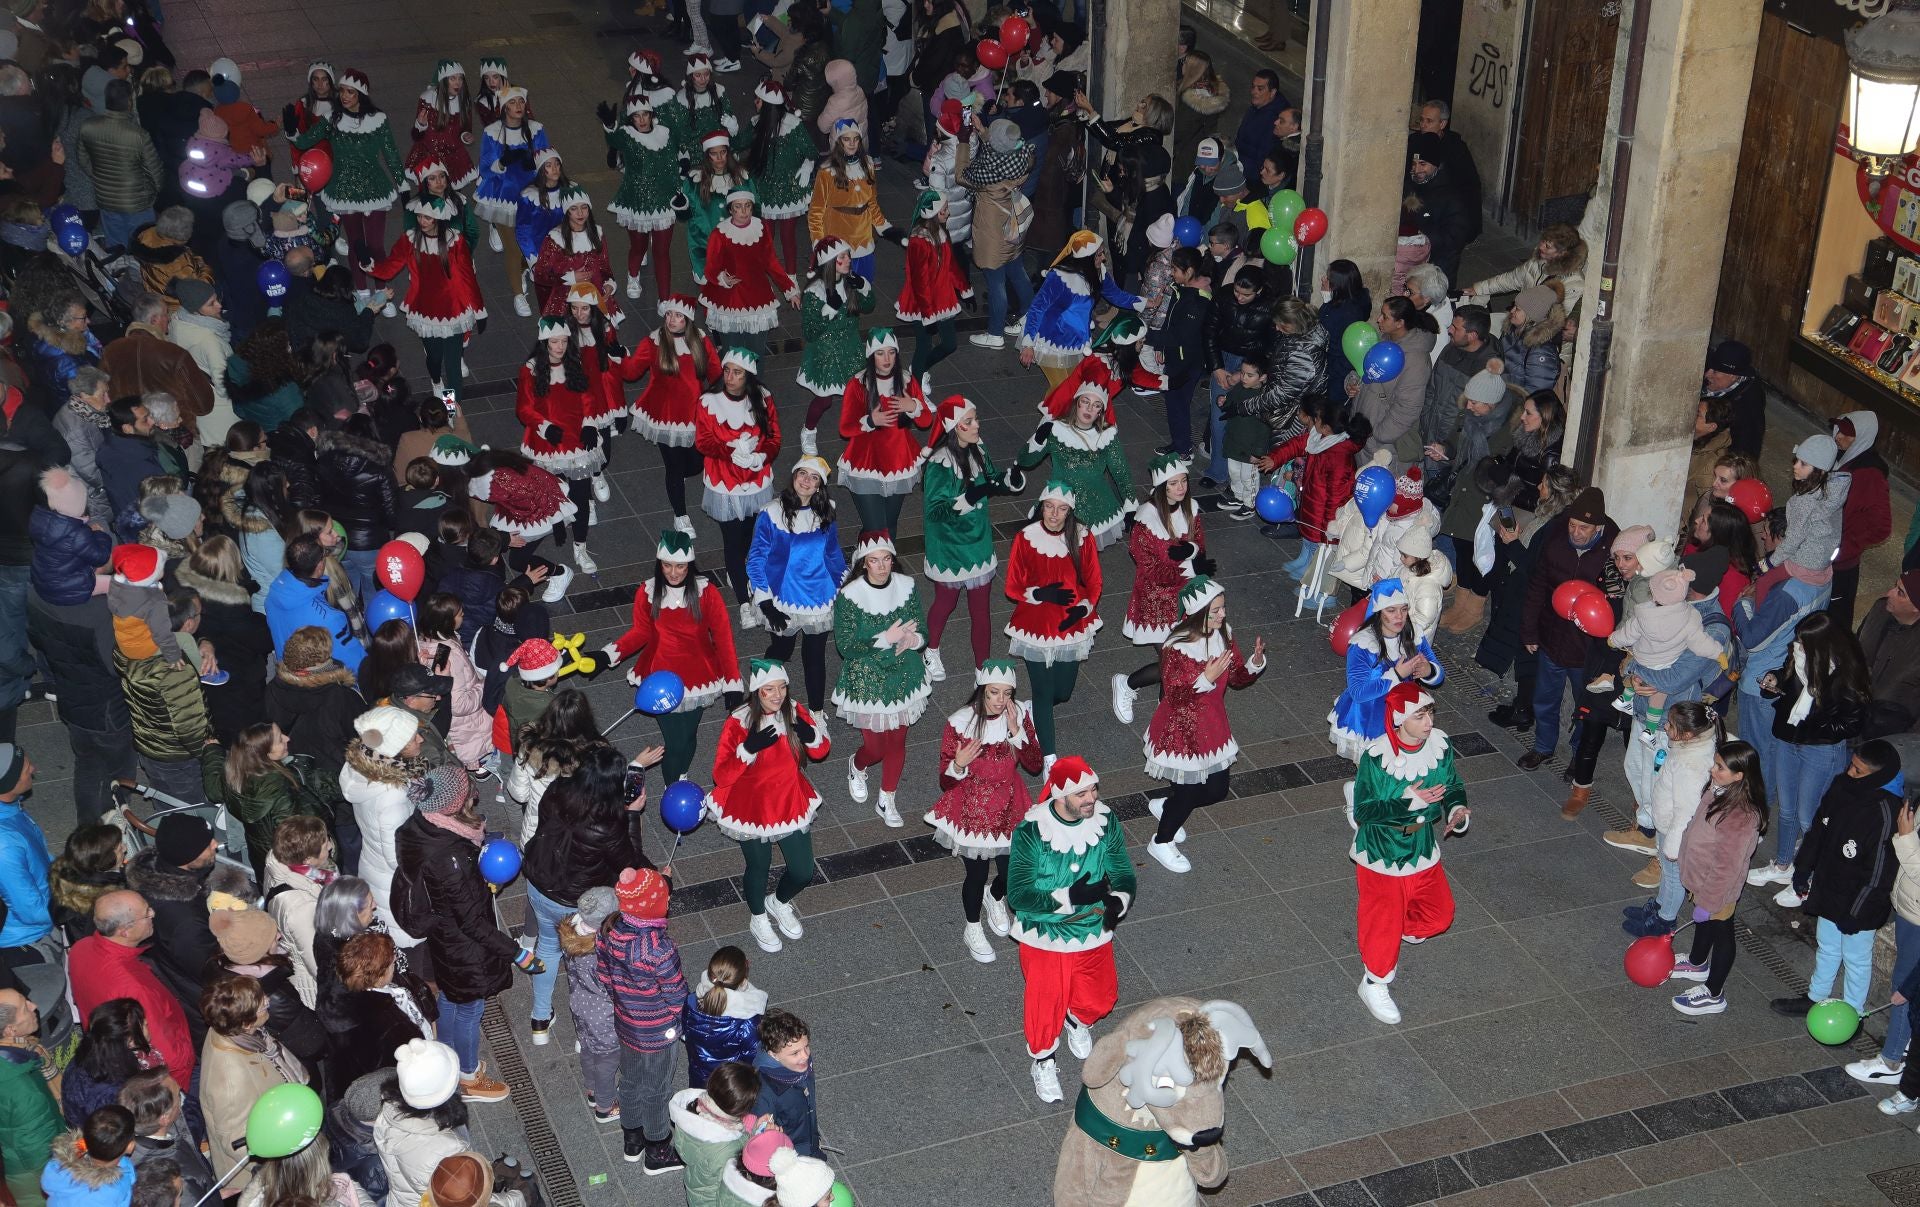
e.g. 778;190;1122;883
1687;917;1736;996
850;491;908;536
566;475;593;546
912;318;957;379
719;518;754;605
766;629;828;709
1153;768;1231;844
1125;662;1161;690
960;854;1010;923
658;443;703;518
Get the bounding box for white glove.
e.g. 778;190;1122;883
730;443;758;468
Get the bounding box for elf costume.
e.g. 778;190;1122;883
746;458;845;636
1017;384;1136;549
467;458;576;541
676;132;752;285
700;197;797;337
795;240;875;401
895;198;971;326
837;329;930;496
517;319;609;480
1350;681;1467;1025
746;81;816;223
831;531;930;732
1019;231;1144;374
605;99;681;233
406;60;476;189
402;161;481;243
1007;756;1135;1100
616;296;720;447
284;60;336;138
1143;577;1265;785
695;349;782;522
472;57;522;130
291;72;402;216
364;199;486;338
471;97;549;227
1124;454;1207;644
1006;482;1103;757
806;126;897;264
1329;577;1446;762
679;55;739;142
920;394;1022;590
514;163;575;281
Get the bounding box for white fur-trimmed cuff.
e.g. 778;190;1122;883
1049;887;1074;913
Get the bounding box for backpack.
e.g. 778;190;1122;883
388;857;436;938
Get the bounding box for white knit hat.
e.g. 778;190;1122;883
355;706;420;758
768;1149;835;1207
394;1039;460;1109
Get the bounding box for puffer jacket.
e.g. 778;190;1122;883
264;570;365;671
39;1138;133;1207
340;742;424;948
25;589;130;735
263;853;324;1007
393;811;517;1003
924;131;973;246
268;422;322;509
1269;324;1329;411
373;1105;463;1207
198;744;335;872
1648;731;1716;859
683;977;767;1088
121;849;224;1044
523;803;648;908
314;430;401;552
1793;765;1900;934
1263;428;1360;544
1769;646;1870;748
29;505;110;606
74;110;164;214
1498;317;1563;397
116;649;213;763
1205;287;1273;369
415;637;490;769
785;40;832;125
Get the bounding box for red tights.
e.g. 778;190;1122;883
626;229;673;299
928;582;993;669
770;217;799;276
804;391;837;430
853;727;908;792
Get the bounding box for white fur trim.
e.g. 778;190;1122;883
667;1089;745;1145
1025;799;1110;855
402;305;484;338
704;298;780;333
1133;501;1192;542
839;572;915;614
715;216;767;246
333;110;388;135
1144;736;1240;784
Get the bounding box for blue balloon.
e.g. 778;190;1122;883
46;204;83;230
1255;486;1294;523
1172;216;1204;248
56;224;88;256
257;260;290;300
1362;341;1405;384
635;670;685;715
1353;465;1395;527
477;838;522;886
367;589;414;630
660;780;705;833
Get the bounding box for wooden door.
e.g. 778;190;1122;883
1509;0;1621;227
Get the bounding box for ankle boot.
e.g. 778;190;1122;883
1440;590;1487;634
1561;784;1592;820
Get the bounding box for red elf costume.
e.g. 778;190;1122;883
836;327;930;496
613;295;720;447
1122;452;1207;645
694;348;782;522
559;281;629;431
407;59;476;188
516;318;609;480
699;189;797;338
1035;315;1161;420
365;195;486;340
466;454;575;541
894;191;969;326
601;529;742;699
531;185;625;325
1004;480;1103;667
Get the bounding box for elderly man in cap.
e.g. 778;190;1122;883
1175;136;1236;227
1517;487;1618;770
390;662;456;772
69;890;197;1086
124;812;237;1047
1703;340;1763;459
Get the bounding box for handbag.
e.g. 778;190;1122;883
1850;321;1892;361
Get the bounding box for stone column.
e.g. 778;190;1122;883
1308;0;1420;293
1562;0;1763;533
1097;0;1179;119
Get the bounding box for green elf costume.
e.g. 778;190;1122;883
919;392;1025;678
604;95;680;232
673;130;753;286
831;530;930;828
746;79;817;223
1007;755;1136;1104
1017;379;1136;549
795;236;876;424
1349;680;1469;1027
291;67;402;220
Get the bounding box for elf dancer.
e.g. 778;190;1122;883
1111;453;1211;724
795;238;875;457
595;529;744;785
472;87;547;260
512;151;573;318
599;93;679;303
473;57;518;129
675;132;751;286
516;319;607;576
747;456;844;707
621;52;680;142
806;121;904;281
742;79;816;275
405;159;480;243
921;394;1024;679
680;52;739;141
710;659;832;955
1140;577;1266;874
464;449;578;601
363;194;485;401
1007;755;1135;1104
1019;231;1143;389
559;281;628;509
930;660;1044;963
895;190;971;391
836;328;929;536
700;188;798;359
1349;681;1469;1025
292;68;402;297
832;530;931;828
282;61;336;139
612;295;718;536
531;185;624;328
407;60;476;190
1036;314;1162;420
1006;481;1103;771
1017;382;1135;550
1329;578;1445;762
695;347;782;624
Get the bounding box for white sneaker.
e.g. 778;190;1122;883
626;274;643;300
513;293;532;317
673;514;696;536
739;601;761;630
1401;934;1427;945
1003;319;1024;336
381;301;397;318
924;648;946;682
1849;1056;1907;1085
1746;862;1793;887
1610;694;1634;715
963;921;995;963
968;333;1005;349
876;789;903;828
1146;838;1190;874
847;755;870;803
1773;885;1805;908
1882;1092;1920;1116
1636;727;1658;746
462;357;470;378
592;473;611;503
749;912;783;952
573;544;598;574
488;225;504;253
1030;1058;1063;1103
799;426;819;457
713;57;741;72
1146;797;1186;842
541;563;574;602
1064;1016;1093;1060
984;888;1011;936
1359;977;1401;1025
589;500;599;526
1110;673;1136;723
765;894;804;940
1042;753;1056;778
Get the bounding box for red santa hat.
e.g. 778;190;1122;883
933;393;975;433
111;543;163;588
1043;755;1099;803
1387;466;1425;519
337;68;372;97
658;294;699;321
701;129;731;152
1383;681;1434;755
813;236;851;268
501;638;561;681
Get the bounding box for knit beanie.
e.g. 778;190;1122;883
1635;538;1676;576
1146;213;1176;249
394;1039;460;1109
341;1071;389;1124
614;867;669;919
210;908;278;964
987;118;1020;154
151;493;203;540
1564;487;1608;527
1649;567;1694;607
1610;525;1653;557
576;886;619;930
1463;370;1505;406
768;1148;835;1207
1794;434;1839;472
154;814;214;866
1386;467;1424;519
42;468;87;519
1512;283;1559;323
407;765;472;815
355;705;420;758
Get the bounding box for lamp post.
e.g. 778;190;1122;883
1846;0;1920;205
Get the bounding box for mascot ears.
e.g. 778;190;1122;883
1200;1000;1271;1071
1110;1002;1273;1110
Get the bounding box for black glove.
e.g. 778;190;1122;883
963;482;991;505
1000;465;1027;494
743;724;781;754
541;422;564;444
282;103;300;133
722;691;746;712
357;257;376;275
671;192;691;216
595;100;618;129
1192;554;1217;577
574;651;603;678
1033;582;1073;606
884;226;909;247
580;424;600;450
606;144;621;170
1166;540;1196;562
759;600;790;632
1101;894;1126;932
794;713;817;744
1058;604;1089;631
1067;874;1110;904
613;413;632;436
1031;419;1057;445
1179;1126;1224;1150
476;316;488;337
501;145;533;170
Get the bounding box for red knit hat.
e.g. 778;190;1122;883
1387;466;1425;519
1043;755;1099;802
615;867;668;919
501;638;560;681
111;543;163;587
1383;682;1434;754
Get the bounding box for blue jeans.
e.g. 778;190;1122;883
981;260;1033;335
98;208;154;252
1772;738;1849;867
525;882;571;1023
1884;914;1920;1062
341;548;377;605
1655;850;1685;922
1163;375;1200;455
436;993;486;1075
1203;354;1240;483
1531;654;1581;756
1811;916;1876;1012
1736;686;1778;799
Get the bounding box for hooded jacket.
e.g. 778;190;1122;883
0;1043;62;1191
393;811;517;1003
39;1141;133;1207
1647;731;1716;859
131;228;217;313
668;1088;748;1207
340;743;424;949
29;505;111;606
264;570;366;671
1792;761;1900;934
682;976;766;1089
122;849;224;1036
815;59;867;139
315;429;402;551
1835;410;1893;572
263;660;366;785
596;912;687;1052
1356;327;1437;461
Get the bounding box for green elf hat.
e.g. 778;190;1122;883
1038;479;1077;509
864;327;899;356
558;184;592;211
405;193;456;221
914;189;947;219
1149;451;1189;487
430;435;477;467
537;316;570;341
1179;575;1225;615
721;346;759;375
435;59;465;82
479;57;508;77
975;659;1019;688
1092;313;1145;348
656;529;695;564
747;658;789;692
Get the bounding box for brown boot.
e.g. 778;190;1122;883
1560;785;1592;820
1439;590;1487;634
1631;856;1662;889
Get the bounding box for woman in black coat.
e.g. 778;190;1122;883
313;419;401;602
205;910;331;1076
318;930;436;1091
1316;258;1373;409
176;535;275;746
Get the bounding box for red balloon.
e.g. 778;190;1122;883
296;146;333;193
1329;599;1368;657
975;38;1008;70
1292;207;1329;246
1551;579;1600;622
1725;477;1772;523
1572;592;1615;639
376;540;426;602
1624;935;1676;987
998;15;1030;53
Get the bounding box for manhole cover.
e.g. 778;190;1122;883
1870;1164;1920;1206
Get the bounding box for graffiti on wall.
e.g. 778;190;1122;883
1467;40;1508;110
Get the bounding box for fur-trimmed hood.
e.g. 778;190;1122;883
45;1132;132;1190
174;564;253;606
274;659;358;690
1544;240;1587;279
1179;84;1229;116
344;740;424;786
125;847;211;903
315;428;393;468
218;490;275;535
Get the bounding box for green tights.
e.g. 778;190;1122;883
1023;658;1082;755
656;707;704;785
739;828;816;914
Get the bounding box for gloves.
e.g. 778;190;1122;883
884;226;909;247
1058;604;1089;631
722;691;745;711
595;100;618;129
1166;540;1196;562
580;425;600;450
1067;875;1110;904
963;482;991;505
794;713;817;744
743;725;781;754
541;422;564;444
1101;894;1126;932
1179;1126;1224;1150
1192;553;1217;576
606;144;621;170
1033;582;1073;606
759;600;791;632
573;651;602;678
513;948;546;975
357;257;376;275
731;443;759;468
1001;465;1026;494
671;192;691;216
1031;419;1057;446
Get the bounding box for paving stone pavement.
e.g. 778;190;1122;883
16;1;1920;1204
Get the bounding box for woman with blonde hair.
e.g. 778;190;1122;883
200;720;334;876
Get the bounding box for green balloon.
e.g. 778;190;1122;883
1270;188;1307;228
830;1183;855;1207
1343;321;1381;374
1806;999;1862;1045
245;1082;323;1158
1259;226;1297;266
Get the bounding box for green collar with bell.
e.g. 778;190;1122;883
1073;1087;1180;1161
